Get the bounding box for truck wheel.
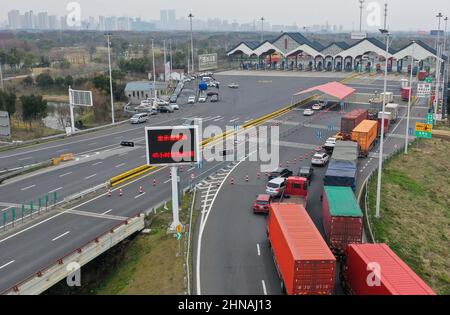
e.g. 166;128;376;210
281;281;287;294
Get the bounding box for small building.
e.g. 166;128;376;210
124;81;168;105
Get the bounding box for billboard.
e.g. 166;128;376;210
145;126;200;166
198;53;218;71
351;32;367;40
0;111;10;138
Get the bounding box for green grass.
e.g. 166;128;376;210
368;138;450;295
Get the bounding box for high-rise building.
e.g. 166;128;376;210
8;10;21;29
23;11;35;29
160;10;168;29
167;9;176;28
37;12;49;29
48;15;59;29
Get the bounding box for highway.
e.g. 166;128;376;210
0;73;345;293
195;75;430;295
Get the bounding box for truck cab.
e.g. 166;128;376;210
278;176;309;207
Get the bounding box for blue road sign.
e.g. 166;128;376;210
176;232;182;241
408;128;414;136
316;130;323;139
197;160;204;169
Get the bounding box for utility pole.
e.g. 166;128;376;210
0;61;3;90
188;13;195;75
169;40;173;78
163;40;167;82
405;41;415;155
440;16;448;118
105;33;115;124
359;0;365;32
260;17;265;42
375;28;390;218
383;3;388;30
152;39;157;101
434;13;443;119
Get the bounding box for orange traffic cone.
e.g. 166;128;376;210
231;177;234;185
119;189;123;197
153;178;157;186
139;186;144;194
257;172;260;179
245;175;249;182
107;189;112;197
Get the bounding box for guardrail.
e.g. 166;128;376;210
0;160;53;184
109;165;156;187
1;213;145;295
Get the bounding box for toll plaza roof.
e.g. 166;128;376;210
294;81;356;100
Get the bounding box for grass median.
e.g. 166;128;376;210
367;138;450;295
44;192;196;295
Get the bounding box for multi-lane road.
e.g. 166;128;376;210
0;71;424;294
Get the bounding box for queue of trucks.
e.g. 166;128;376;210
260;100;435;295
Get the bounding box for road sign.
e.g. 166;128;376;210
145;126;200;166
425;76;433;83
176;232;182;241
69;88;93;107
408;128;414;136
415;122;433;139
0;111;11;138
198;53;218;71
426;113;434;126
176;224;183;233
417;84;431;97
316;130;323;139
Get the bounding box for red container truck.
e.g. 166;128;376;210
268;203;336;295
401;87;412;101
340;109;369;139
341;243;436;295
377;112;391;136
322;186;363;257
418;70;427;81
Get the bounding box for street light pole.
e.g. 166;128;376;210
0;61;4;90
152;39;157;100
188;13;195;75
440;17;448;117
434;13;443;118
260;17;265;43
375;29;390;218
105;33;115;124
405;41;415;155
359;0;365;32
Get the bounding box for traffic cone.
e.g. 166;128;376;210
231;177;234;185
107;189;112;197
180;165;184;172
153;178;157;186
139;186;144;194
257;172;260;179
245;175;249;182
119;189;123;197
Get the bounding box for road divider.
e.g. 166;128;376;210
109;165;156;187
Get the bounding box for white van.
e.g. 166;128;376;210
130;113;149;124
266;177;287;197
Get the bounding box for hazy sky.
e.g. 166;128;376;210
2;0;450;31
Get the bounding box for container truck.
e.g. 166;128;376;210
418;70;427;81
401;87;412;101
339;109;369;140
351;120;378;157
385;103;399;122
341;244;436;295
324;160;357;191
278;176;308;207
268;203;336;295
331;141;359;165
380;92;394;103
322;186;363;257
377;112;391;136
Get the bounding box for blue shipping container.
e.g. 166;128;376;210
324;160;357;190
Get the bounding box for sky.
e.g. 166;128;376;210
2;0;450;31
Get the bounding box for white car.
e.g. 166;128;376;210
303;109;315;116
311;152;330;166
198;95;207;103
265;177;286;197
171;104;179;110
323;137;337;150
312;103;324;110
187;95;196;104
228;83;239;89
130;113;148;124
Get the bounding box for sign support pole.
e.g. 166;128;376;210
68;87;75;134
170;166;180;230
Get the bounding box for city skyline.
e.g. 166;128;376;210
1;0;450;32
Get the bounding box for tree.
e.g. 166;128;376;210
88;45;96;62
54;77;65;87
22;76;34;86
64;75;74;87
0;91;17;116
36;73;54;88
20;95;48;126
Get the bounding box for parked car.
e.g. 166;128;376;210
311;152;330;166
268;168;293;180
188;95;196;104
183;118;196;126
303;109;315;116
171;104;179;110
266;177;287;197
252;194;272;214
130;113;148;124
298;166;314;183
169;94;178;103
146;108;158;115
198;94;207;103
228;83;239;89
158;105;174;113
312;102;324;110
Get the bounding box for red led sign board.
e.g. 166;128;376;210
145;126;200;166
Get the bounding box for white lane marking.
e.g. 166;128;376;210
85;174;97;180
59;172;72;178
134;192;146;199
164;179;171;184
115;163;126;168
48;187;63;194
140;155;146;159
51;231;70;242
55;149;68;153
92;161;103;166
18;157;32;161
187;167;195;172
21;185;35;191
257;243;261;256
102;209;113;215
0;260;15;270
262;280;267;295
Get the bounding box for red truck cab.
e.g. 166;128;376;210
280;176;309;207
253;194;271;214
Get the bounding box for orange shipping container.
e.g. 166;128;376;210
351;120;378;157
268;203;336;295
